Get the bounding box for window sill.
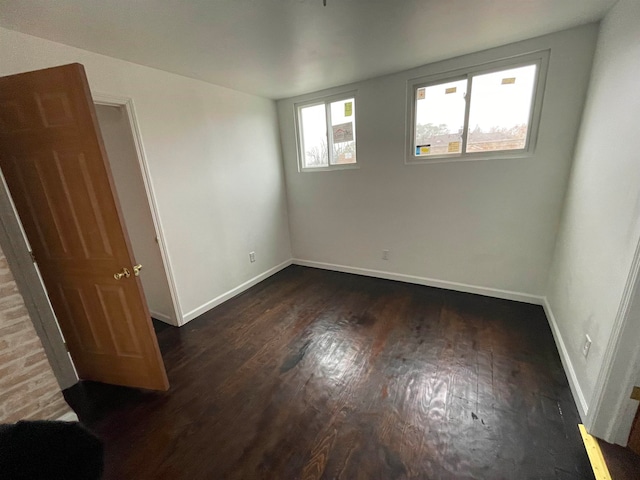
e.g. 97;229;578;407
405;149;534;165
299;164;360;173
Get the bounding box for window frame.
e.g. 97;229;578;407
295;91;359;172
405;50;550;165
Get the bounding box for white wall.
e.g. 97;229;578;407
546;0;640;429
95;104;175;324
278;25;598;301
0;27;292;324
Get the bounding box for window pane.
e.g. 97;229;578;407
414;79;466;156
466;64;536;153
300;104;328;167
329;98;356;165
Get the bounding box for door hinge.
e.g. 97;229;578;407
63;341;69;352
631;386;640;401
29;250;36;263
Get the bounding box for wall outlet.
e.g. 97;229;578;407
382;249;389;261
582;334;592;358
249;251;256;263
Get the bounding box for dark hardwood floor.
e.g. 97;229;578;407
600;440;640;479
64;266;593;479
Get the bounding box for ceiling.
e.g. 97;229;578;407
0;0;616;99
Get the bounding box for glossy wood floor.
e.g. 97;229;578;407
64;266;593;479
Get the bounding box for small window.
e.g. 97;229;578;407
296;93;357;171
407;52;548;163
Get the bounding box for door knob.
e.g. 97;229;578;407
133;264;142;276
114;267;131;280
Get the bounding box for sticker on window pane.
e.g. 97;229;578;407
417;88;426;100
466;64;536;153
330;98;356;165
332;122;354;143
344;102;353;117
414;79;466;156
448;141;461;153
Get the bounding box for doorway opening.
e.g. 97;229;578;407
93;102;177;326
0;64;173;394
0;79;180;390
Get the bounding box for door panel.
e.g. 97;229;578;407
0;64;169;391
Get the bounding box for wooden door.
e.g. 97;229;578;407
0;64;169;391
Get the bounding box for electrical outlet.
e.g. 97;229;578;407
249;251;256;263
582;334;592;358
382;249;389;261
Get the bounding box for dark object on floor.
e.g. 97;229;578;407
0;420;104;480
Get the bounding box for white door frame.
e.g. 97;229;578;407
0;173;78;389
92;92;182;325
586;236;640;444
0;91;183;389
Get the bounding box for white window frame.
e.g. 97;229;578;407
295;91;358;172
405;50;550;164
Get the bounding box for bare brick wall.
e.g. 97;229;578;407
0;246;71;423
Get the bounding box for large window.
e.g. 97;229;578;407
295;93;357;171
407;51;549;163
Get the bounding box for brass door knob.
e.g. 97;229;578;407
114;267;131;280
133;264;142;277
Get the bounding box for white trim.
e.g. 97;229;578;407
181;260;293;324
57;411;79;422
299;164;360;173
92;92;183;325
586;235;640;442
295;90;358;172
405;50;549;165
0;172;78;389
542;298;589;419
150;310;173;324
610;348;640;446
292;259;543;305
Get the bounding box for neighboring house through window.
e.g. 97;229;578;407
406;51;549;163
295;93;357;171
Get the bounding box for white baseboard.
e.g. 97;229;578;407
57;411;79;422
150;310;175;326
181;259;293;325
293;259;544;305
542;297;589;419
